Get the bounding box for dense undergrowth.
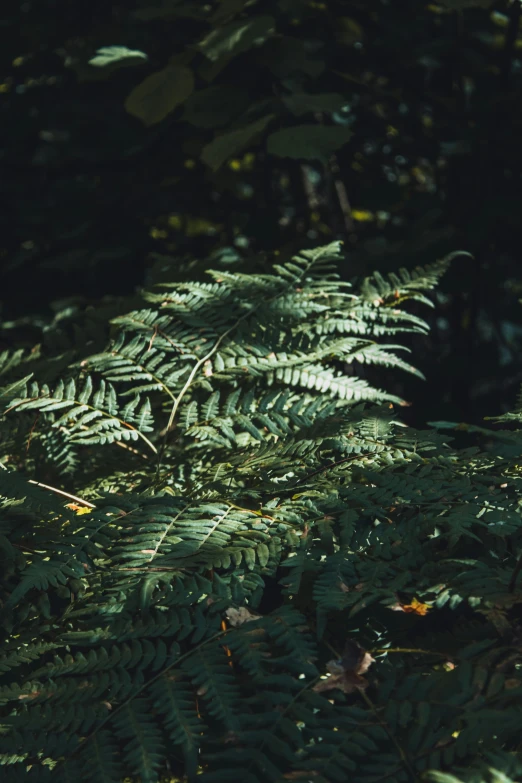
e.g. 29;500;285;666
1;242;522;782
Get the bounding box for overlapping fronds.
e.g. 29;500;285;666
1;242;522;782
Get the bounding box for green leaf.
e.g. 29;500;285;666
182;85;249;128
198;15;275;62
267;124;353;161
260;36;325;79
125;65;194;127
0;374;33;406
282;92;347;117
201;114;275;170
88;46;148;68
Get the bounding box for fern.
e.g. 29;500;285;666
1;242;522;783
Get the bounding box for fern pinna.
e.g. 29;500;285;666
1;242;522;783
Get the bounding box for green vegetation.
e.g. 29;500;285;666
3;1;522;781
4;0;522;425
2;242;522;782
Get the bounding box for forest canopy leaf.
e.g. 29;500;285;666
183;85;249;128
125;65;194;126
88;46;148;68
197;15;275;62
267;124;353;161
282;92;347;117
201;114;275;170
260;36;325;79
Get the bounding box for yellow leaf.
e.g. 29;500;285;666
65;503;91;515
185;217;222;237
490;11;509;28
125;65;194;127
351;209;374;222
168;214;183;229
402;597;431;615
150;227;168;239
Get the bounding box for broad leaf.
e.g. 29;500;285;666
259;36;325;79
201;114;275;170
267;124;353;161
282;92;346;117
183;85;249;128
125;65;194;126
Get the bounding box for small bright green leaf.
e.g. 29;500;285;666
88;46;148;68
201;114;275;171
267;124;353;161
125;65;194;127
198;15;275;62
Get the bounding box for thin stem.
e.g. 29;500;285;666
370;647;449;657
27;479;96;509
155;252;329;475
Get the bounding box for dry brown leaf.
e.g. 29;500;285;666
390;597;431;616
225;606;261;627
313;639;375;695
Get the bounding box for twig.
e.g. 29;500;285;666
27;479;96;509
330;154;354;233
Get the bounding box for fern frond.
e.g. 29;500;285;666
7;243;517;783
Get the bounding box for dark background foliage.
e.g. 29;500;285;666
1;0;521;427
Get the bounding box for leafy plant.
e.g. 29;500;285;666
1;242;522;782
6;0;522;435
